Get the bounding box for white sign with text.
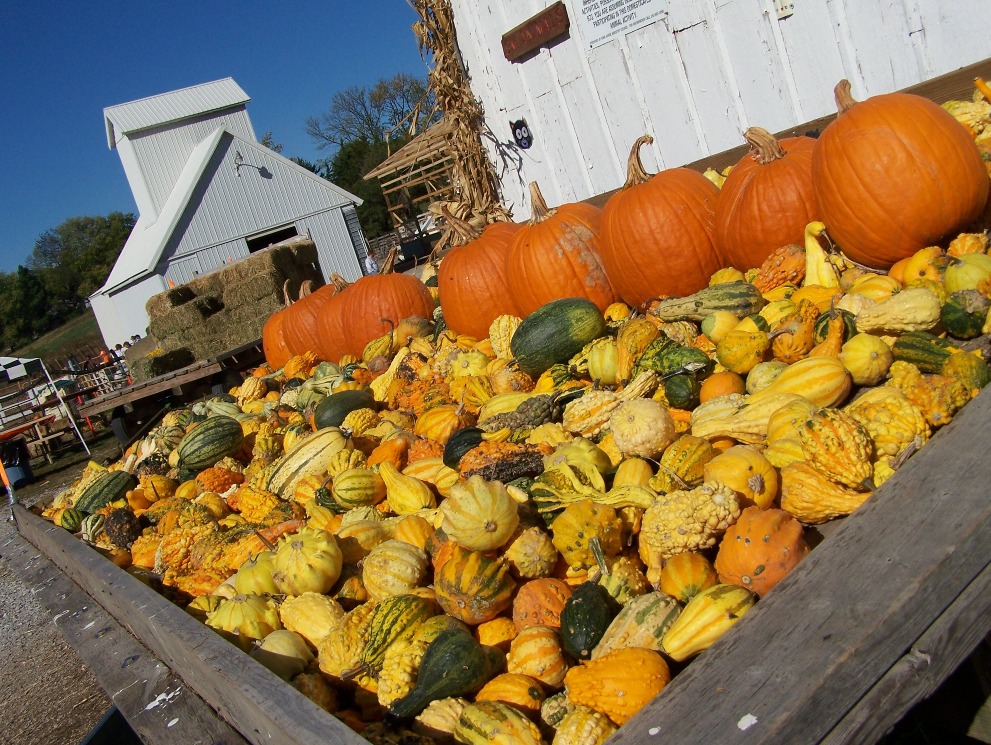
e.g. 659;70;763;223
575;0;669;48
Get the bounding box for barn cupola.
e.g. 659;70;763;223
103;78;255;222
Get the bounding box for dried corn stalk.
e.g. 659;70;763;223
411;0;512;251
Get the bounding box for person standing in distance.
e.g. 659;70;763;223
364;253;379;274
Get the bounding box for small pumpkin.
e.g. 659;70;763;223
658;552;719;603
714;506;810;597
564;647;671;725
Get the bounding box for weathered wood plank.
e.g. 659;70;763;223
608;386;991;744
821;562;991;744
13;506;367;745
2;527;247;745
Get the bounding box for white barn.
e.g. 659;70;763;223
448;0;991;216
92;78;371;348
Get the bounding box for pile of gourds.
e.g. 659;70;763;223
42;79;991;744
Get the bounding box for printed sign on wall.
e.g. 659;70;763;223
574;0;669;49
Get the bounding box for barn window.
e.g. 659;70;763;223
246;224;298;253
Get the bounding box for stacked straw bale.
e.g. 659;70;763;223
134;237;321;380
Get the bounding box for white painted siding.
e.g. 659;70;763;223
92;275;168;348
297;210;364;282
450;0;991;216
162;133;359;262
126;108;254;215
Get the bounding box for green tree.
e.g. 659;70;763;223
329;138;394;238
259;131;284;153
0;267;50;348
28;212;135;305
306;73;436;149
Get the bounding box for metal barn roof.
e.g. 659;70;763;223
104;78;250;149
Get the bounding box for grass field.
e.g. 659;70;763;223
14;310;107;367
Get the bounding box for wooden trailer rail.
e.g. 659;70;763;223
75;339;265;444
11;386;991;745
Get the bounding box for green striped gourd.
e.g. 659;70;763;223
510;298;607;377
174;416;245;471
351;594;436;676
331;467;387;510
266;427;351;498
648;281;766;322
60;507;85;532
891;330;958;373
74;470;137;514
592;592;682;659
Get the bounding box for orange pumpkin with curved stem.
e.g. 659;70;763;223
507;181;615;315
715;127;817;272
437;209;521;338
337;248;435;357
812;80;989;268
282;280;333;357
262;280;294;369
314;273;351;363
600;135;721;307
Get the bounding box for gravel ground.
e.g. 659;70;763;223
0;430;122;745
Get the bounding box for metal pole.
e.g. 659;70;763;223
41;360;90;457
1;458;14;521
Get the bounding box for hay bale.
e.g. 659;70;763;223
223;274;283;307
144;238;323;364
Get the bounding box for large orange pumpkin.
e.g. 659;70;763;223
314;273;351;363
261;280;294;369
437;209;521;338
506;182;615;316
715;127;818;272
336;248;435;358
281;280;333;357
600;135;721;306
812;80;989;269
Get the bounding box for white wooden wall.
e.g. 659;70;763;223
449;0;991;218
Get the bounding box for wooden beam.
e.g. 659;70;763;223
13;506;368;745
821;562;991;743
2;526;248;745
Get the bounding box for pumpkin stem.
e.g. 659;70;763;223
589;536;611;576
439;204;482;246
834;79;857;114
743;127;786;165
253;529;277;552
329;272;350;292
298;279;315;300
624;134;656;188
527;181;557;225
281;279;294;307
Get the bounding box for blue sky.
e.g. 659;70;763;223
0;1;429;273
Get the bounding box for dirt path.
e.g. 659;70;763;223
0;432;122;745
